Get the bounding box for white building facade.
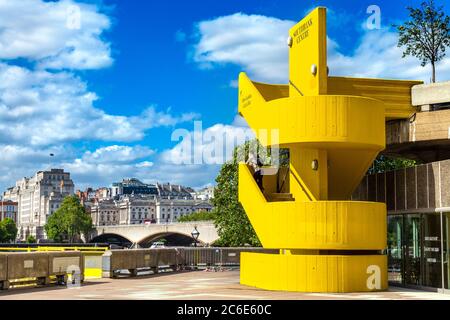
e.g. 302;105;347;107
90;195;213;226
3;169;74;241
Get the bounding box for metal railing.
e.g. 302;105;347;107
102;247;279;278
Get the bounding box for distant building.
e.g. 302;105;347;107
76;188;96;204
90;194;213;226
156;183;194;199
85;177;213;227
111;178;158;197
0;200;18;223
76;187;111;212
3;169;74;241
191;186;215;201
90;199;119;226
111;178;195;200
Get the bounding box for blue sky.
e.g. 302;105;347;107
0;0;449;192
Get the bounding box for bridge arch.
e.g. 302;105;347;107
138;232;204;247
94;222;219;245
90;233;133;246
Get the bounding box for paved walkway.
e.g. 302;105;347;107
1;270;449;300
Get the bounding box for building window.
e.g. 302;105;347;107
388;213;448;290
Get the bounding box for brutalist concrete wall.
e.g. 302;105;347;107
352;159;450;212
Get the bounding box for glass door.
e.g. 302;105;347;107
403;214;422;286
422;213;442;288
388;215;403;284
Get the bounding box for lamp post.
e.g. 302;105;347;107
191;226;200;247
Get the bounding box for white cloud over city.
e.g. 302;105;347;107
193;12;450;83
2;2;449;193
193;13;293;83
0;0;200;192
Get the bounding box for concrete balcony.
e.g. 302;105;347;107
384;81;450;162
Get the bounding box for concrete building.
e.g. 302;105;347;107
156;183;194;199
90;194;213;226
111;178;195;200
2;169;74;240
91;199;120;227
0;200;18;223
156;198;213;224
191;186;215;201
117;195;157;225
111;178;158;197
353;81;450;293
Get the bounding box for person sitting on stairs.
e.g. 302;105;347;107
246;152;264;192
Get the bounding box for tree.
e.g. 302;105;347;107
396;0;450;83
212;141;263;247
26;235;37;244
178;211;216;222
44;196;93;243
0;218;17;243
368;155;416;175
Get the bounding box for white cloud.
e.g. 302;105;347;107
81;145;155;164
0;0;112;70
0;144;75;191
192;13;450;83
142;120;255;188
0;62;199;146
193;13;294;83
0;0;202;193
328;28;450;82
162;122;254;165
61;145;157;189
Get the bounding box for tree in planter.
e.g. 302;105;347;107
396;0;450;83
45;196;93;243
0;218;18;243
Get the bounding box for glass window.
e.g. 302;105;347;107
444;213;450;289
422;213;442;288
404;214;422;286
388;215;403;284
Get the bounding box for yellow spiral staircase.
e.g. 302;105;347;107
238;7;422;292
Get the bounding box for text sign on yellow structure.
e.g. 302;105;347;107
289;7;327;96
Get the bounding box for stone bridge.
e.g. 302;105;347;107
91;222;219;246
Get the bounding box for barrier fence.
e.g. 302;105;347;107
0;251;84;290
102;248;279;278
0;247;279;291
0;245;109;280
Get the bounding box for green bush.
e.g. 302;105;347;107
26;235;37;244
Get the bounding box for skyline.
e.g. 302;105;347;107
0;0;449;193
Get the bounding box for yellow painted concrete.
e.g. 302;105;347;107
241;253;388;293
238;7;419;293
